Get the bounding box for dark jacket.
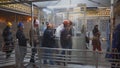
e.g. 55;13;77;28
2;26;13;46
106;24;120;60
16;29;27;46
29;28;39;47
112;24;120;50
42;28;55;48
92;28;99;36
60;28;72;48
107;24;120;60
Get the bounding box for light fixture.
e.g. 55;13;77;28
47;4;77;9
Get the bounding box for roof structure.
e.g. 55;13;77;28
33;0;111;8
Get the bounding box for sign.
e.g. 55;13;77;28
0;4;39;15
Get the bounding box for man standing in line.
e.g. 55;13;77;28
60;20;73;66
41;23;55;65
2;22;13;59
16;22;28;68
29;19;40;68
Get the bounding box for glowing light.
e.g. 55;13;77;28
27;17;31;22
28;17;31;21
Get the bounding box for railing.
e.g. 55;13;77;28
0;39;17;67
37;47;111;68
0;40;120;68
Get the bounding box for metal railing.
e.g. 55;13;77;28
1;40;120;68
37;47;111;68
0;39;17;67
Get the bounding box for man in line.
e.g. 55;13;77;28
16;22;28;68
2;22;13;59
41;23;55;65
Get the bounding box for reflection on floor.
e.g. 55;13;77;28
26;63;110;68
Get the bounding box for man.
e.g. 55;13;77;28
41;23;55;65
29;19;40;64
60;20;72;53
111;24;120;68
16;22;28;68
2;22;13;59
60;20;73;66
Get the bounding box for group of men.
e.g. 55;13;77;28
2;19;73;67
2;22;27;68
41;20;73;65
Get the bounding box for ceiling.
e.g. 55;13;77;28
33;0;111;9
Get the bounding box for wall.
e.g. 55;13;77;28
0;10;32;45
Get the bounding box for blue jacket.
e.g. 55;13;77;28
16;29;27;46
42;28;55;48
112;24;120;50
106;24;120;60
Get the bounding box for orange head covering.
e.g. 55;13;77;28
63;20;69;27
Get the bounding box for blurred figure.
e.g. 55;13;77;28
92;25;99;36
41;23;55;65
110;24;120;68
16;22;28;68
92;25;102;51
60;20;73;65
43;22;49;32
29;19;40;64
55;24;64;49
67;20;73;50
60;20;73;53
55;24;64;38
2;22;14;59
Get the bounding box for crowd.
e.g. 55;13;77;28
3;19;119;68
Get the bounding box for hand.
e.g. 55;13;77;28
67;34;71;37
66;35;71;39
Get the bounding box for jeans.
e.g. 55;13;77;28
43;48;54;65
18;46;27;68
61;44;72;55
30;47;37;63
60;45;72;66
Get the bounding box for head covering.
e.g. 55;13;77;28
34;19;39;27
63;20;69;27
7;22;12;27
94;25;98;28
17;22;24;28
63;20;69;24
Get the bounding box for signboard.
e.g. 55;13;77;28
0;4;39;15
